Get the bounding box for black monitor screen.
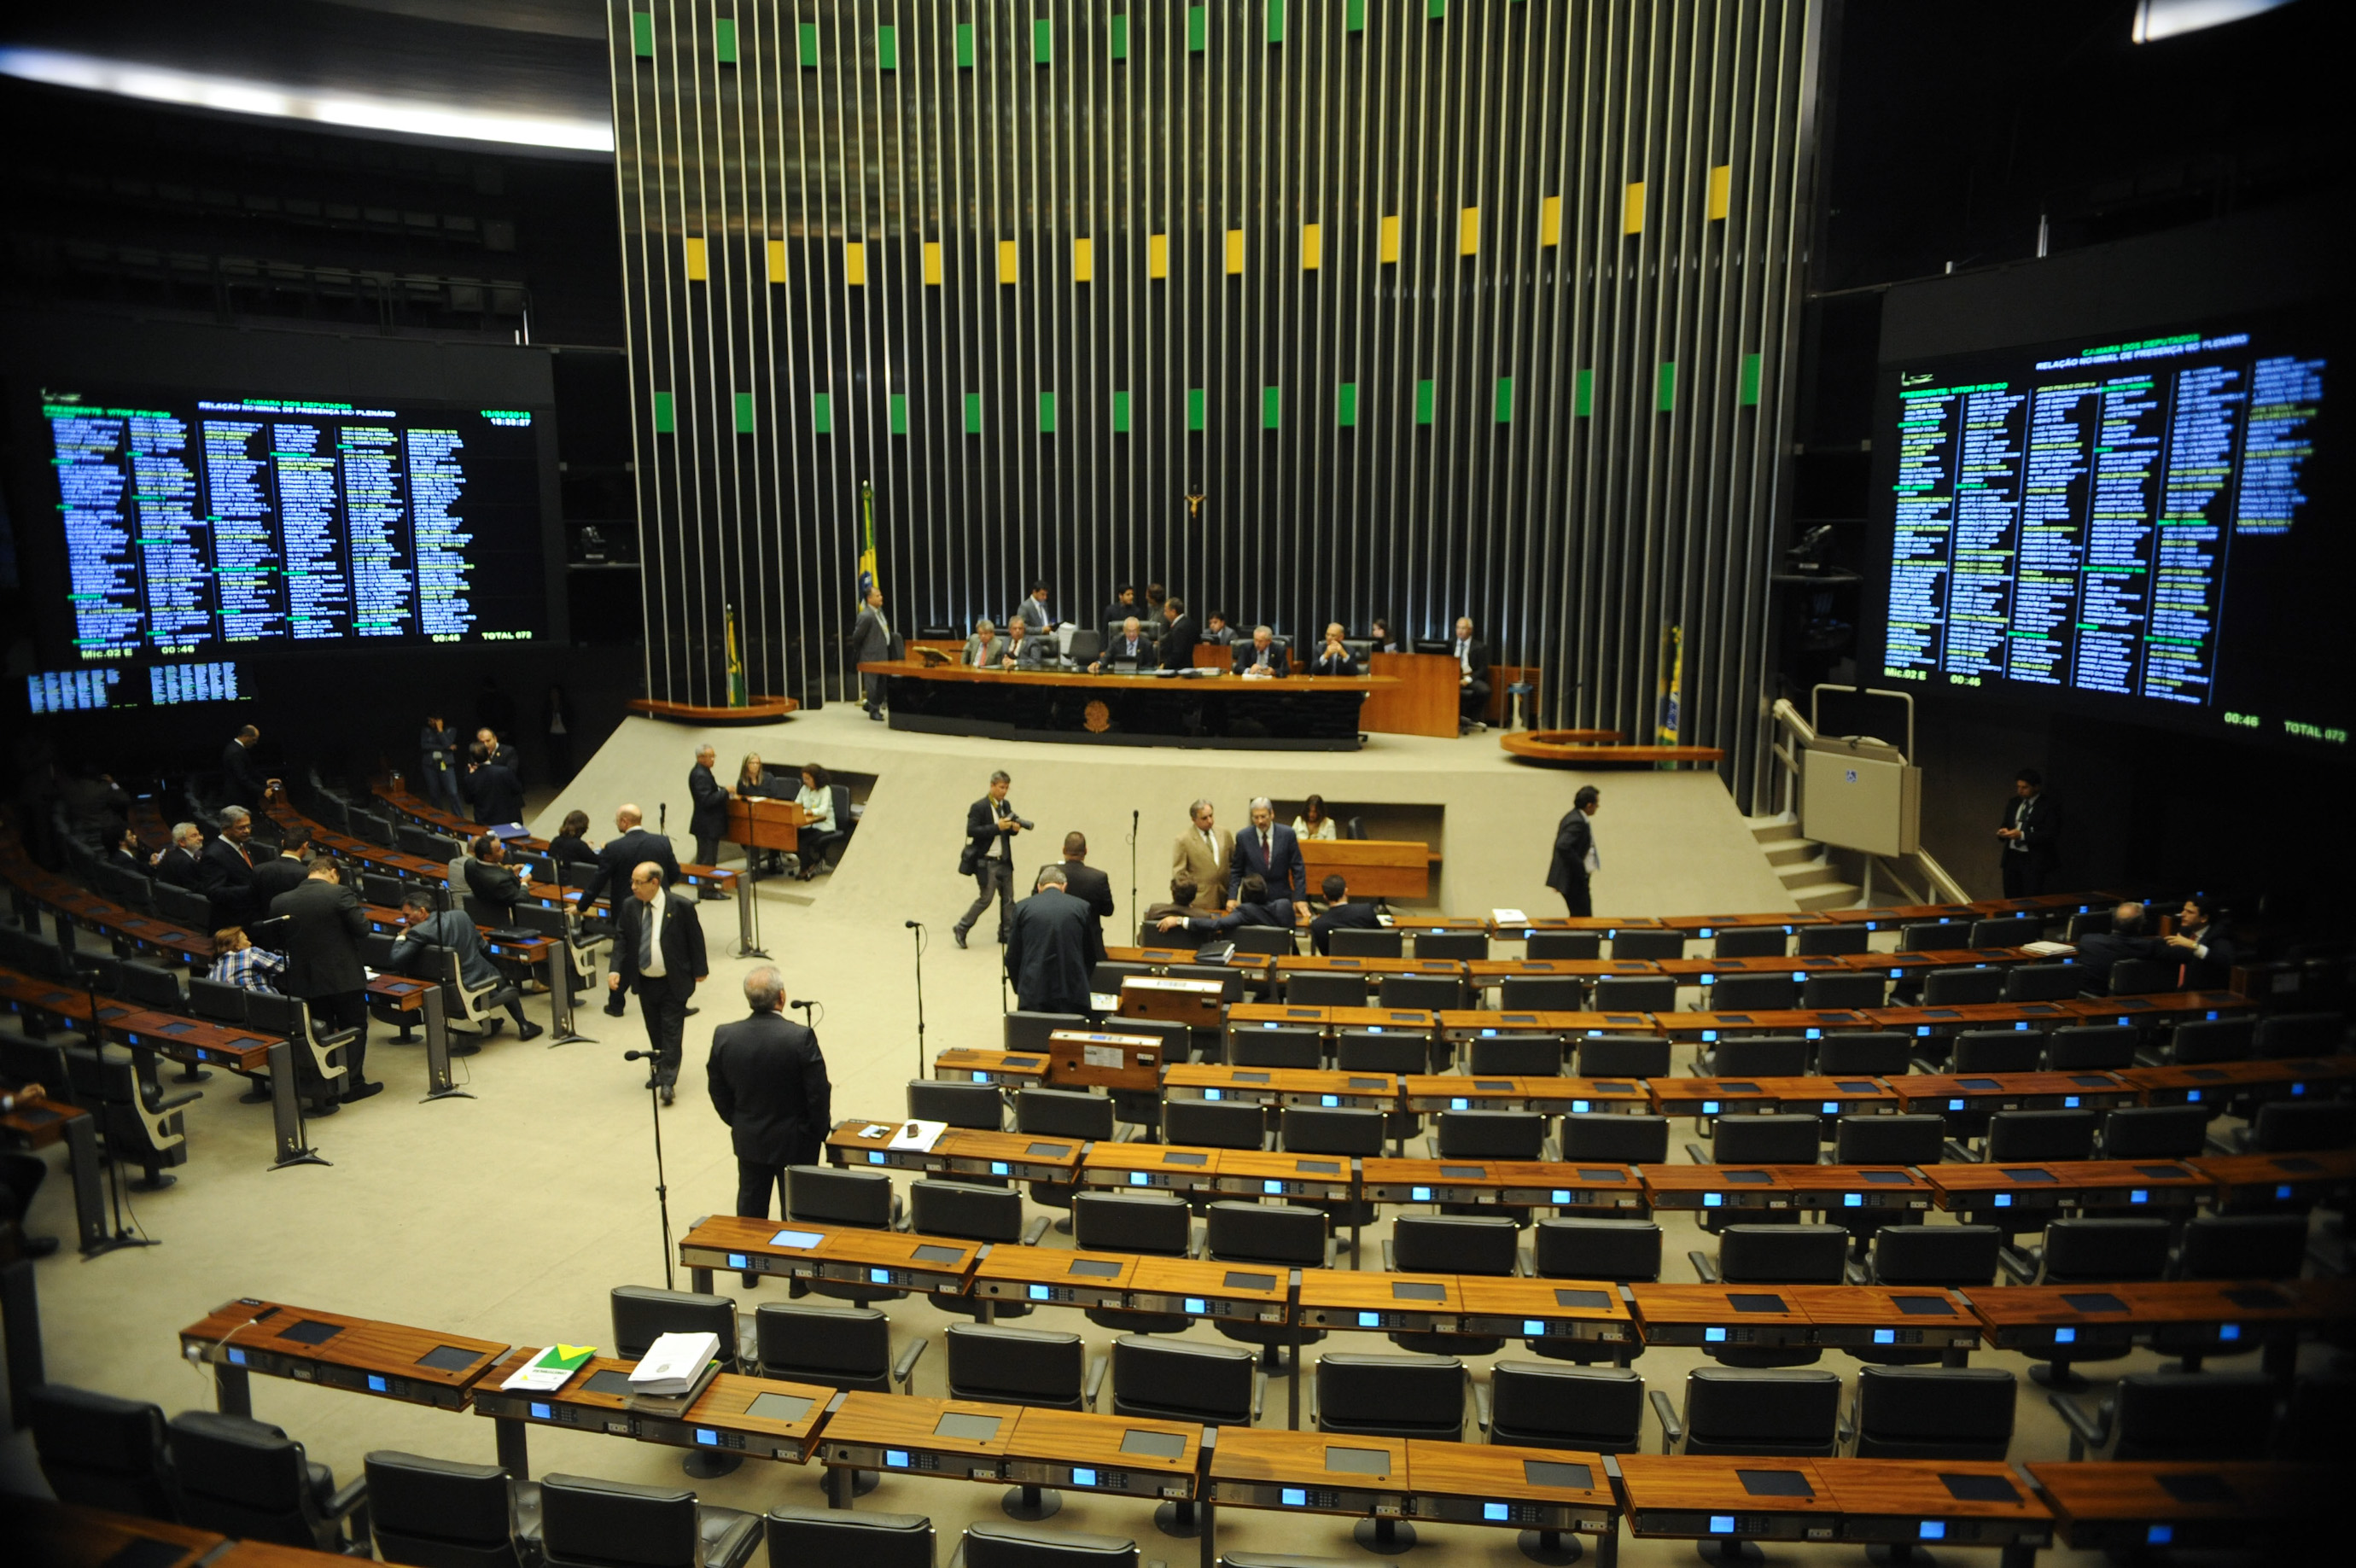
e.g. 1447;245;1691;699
1863;310;2347;750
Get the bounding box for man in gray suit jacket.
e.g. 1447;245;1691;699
959;616;1013;669
851;586;896;720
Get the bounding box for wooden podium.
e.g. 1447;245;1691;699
725;796;810;854
1301;839;1436;899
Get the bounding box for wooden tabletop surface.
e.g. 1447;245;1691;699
179;1299;509;1390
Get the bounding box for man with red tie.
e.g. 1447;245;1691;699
960;616;1013;668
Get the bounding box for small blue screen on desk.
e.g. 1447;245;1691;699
1072;1466;1098;1487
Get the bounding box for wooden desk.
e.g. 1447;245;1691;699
1776;1286;1983;1353
1123;1256;1293;1327
1655;1010;1867;1042
0;1093;107;1256
1922;1159;2212;1216
1083;1141;1225;1193
472;1352;831;1473
1615;1454;1842;1543
1499;916;1666;936
1438;1009;1663;1042
1362;1157;1646;1211
933;1129;1087;1184
866;658;1389;750
190;1542;357;1568
814;1390;1018;1489
1226;1003;1443;1036
103;1008;324;1171
1964;1279;2355;1359
1651;1075;1896;1118
2027;1460;2331;1553
1164;1064;1398;1108
1864;1001;2080;1042
1044;1028;1167;1091
826;1117;957;1174
931;1047;1051;1087
1118;975;1227;1027
1406;1439;1623;1536
1890;1071;2139;1116
1815;1460;2054;1554
1657;913;1830;934
676;1215;980;1297
1452;1278;1636;1352
1212;1148;1359;1202
1400;1075;1653;1114
1629;1285;1816;1349
724;796;810;854
1502;733;1727;767
1640;1165;1794;1212
1470;959;1662;991
1208;1427;1414;1518
1000;1408;1204;1502
1778;1165;1935;1215
2189;1148;2356;1208
1280;954;1463;980
2120;1055;2356;1107
1362;651;1459;738
178;1298;509;1418
1297;1270;1462;1333
971;1247;1136;1311
1299;840;1438;901
2063;991;2254;1029
0;1496;227;1568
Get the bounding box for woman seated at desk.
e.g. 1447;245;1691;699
735;754;793;873
1293;793;1338;842
790;763;842;881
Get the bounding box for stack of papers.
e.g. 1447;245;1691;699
1493;908;1528;925
629;1332;720;1396
2023;941;2076;956
499;1344;595;1393
889;1119;948;1152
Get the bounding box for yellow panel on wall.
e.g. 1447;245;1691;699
1147;233;1169;278
1301;222;1321;270
1708;164;1732;220
1379;214;1400;263
844;241;866;285
684;236;708;280
1073;236;1093;281
1225;228;1245;275
922;241;943;284
1623;181;1645;236
765;240;786;281
1459;206;1478;255
1000;239;1019;283
1539;195;1561;248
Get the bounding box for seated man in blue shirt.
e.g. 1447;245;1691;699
1151;873;1293;938
387;889;543;1042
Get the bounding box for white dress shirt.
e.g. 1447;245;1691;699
637;889;668;978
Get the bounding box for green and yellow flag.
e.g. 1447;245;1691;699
724;603;746;708
856;479;879;602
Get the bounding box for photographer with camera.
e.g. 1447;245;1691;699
952;769;1029;948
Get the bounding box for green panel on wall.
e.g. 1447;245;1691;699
1035;18;1053;63
963;392;982;434
1575;368;1595;417
1111;390;1131;433
651;389;674;433
1657;362;1677;412
714;18;738;64
1110;14;1128;59
877;24;897;70
1344;0;1365;29
1336;382;1357;427
1427;0;1445;18
1495;376;1513;423
1187;6;1207;51
631;12;654;57
1414;379;1435;425
1187;388;1205;431
1268;0;1285;44
955;22;974;67
1262;385;1280;428
812;393;832;433
1039;391;1057;433
797;22;818;67
733;392;755;433
1740;352;1763;407
888;393;908;434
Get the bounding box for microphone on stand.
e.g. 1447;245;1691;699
906;919;924;929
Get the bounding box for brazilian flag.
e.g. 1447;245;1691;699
725;603;746;708
856;479;878;602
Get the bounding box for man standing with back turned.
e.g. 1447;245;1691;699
708;965;830;1282
687;745;730;898
610;861;707;1105
1006;866;1105;1018
1546;786;1602;917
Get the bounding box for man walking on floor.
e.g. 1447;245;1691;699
1545;785;1602;917
953;770;1024;948
610;860;706;1105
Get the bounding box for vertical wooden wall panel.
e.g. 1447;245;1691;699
609;0;1822;803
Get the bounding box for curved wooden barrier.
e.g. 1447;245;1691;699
1502;730;1723;767
626;695;799;726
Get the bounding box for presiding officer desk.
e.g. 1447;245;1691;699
860;656;1393;750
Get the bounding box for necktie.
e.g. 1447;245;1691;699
639;901;656;971
1458;641;1470;673
973;641;986;666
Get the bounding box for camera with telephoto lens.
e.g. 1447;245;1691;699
1012;817;1035;831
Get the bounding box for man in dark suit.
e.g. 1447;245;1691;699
1997;769;2060;898
155;821;207;889
576;804;681;912
687;745;731;897
474;726;522;777
200;806;262;930
1014;581;1053;638
463;835;528;920
1153;874;1294;939
1309;874;1384;955
1157;597;1199;670
1309;622;1358;677
1006;866;1106;1017
610;860;707;1105
388;889;542;1040
1233;625;1287;678
2162;895;2237;990
248;824;313;912
1451;616;1491;732
220;725;274;811
1058;832;1116;934
953;771;1024;948
1544;786;1601;917
1231;797;1309;908
462;743;525;826
708;965;831;1266
2074;901;2160;972
1140;877;1198;934
270;860;378;1103
1101;583;1140;631
1090;616;1156;671
852;586;896;720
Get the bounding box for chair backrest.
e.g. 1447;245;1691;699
907;1078;1005;1129
2249;1099;2356;1154
1531;1219;1663;1282
2038;1217;2172;1284
1090;960;1152;994
1165;964;1245;1002
1228;1025;1323;1070
1287;971;1369;1008
2252;1011;2344;1057
29;1384;175;1519
539;1472;699;1568
1070;1190;1191;1256
1525;931;1601;960
239;989;309;1040
2176;1213;2310;1280
1983;1108;2097;1163
1006;1011;1089;1053
1801;972;1887;1010
117;962;186;1010
1015;1087;1117;1140
961;1521;1139;1568
1897;920;1962;951
1467;1033;1565;1075
1680;1368;1842;1454
1576;1036;1671;1077
1391;1213;1519;1275
1280;1105;1387;1156
1110;1335;1255;1427
1327;927;1403;959
1609;930;1684;960
1709;1036;1811;1077
1968;916;2042;947
2003;961;2085;1002
1228;925;1295;958
1852;1367;2016;1459
1922;967;2004;1006
166;1410;321;1542
1593;976;1677;1011
1433;1109;1546;1160
1950;1029;2043;1075
609;1285;737;1363
1834;1113;1945;1167
1794;924;1870;957
763;1507;936;1568
2110;1373;2277;1461
944;1323;1086;1408
1378;973;1462;1011
2043;1024;2137;1070
1069;628;1105;662
2064;908;2115;941
909;1180;1026;1244
1715;1224;1848;1284
1488;1362;1646;1451
1333;1029;1431;1075
2168;1016;2255;1065
2102;957;2176;996
1812;1031;1912;1075
1315;1353;1464;1436
1713;928;1790;959
1711;1115;1822;1166
753;1303;889;1383
787;1164;897;1229
1869;1224;2003;1286
155;882;214;927
1557;1113;1668;1165
2100;1104;2208;1159
1204;1201;1328;1267
1498;976;1587;1013
1413;931;1487;961
187;975;251;1024
365;1449;520;1565
1707;973;1801;1011
1163;1097;1268;1150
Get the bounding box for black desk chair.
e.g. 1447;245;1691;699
1163;1096;1270;1150
1071;1191;1194;1334
1695;1114;1822;1169
1795;924;1870;957
28;1384;176;1520
911;1180;1047;1320
1593;976;1676;1011
1713;928;1789;959
609;1285;741;1473
1016;1087;1117;1225
1957;1107;2096;1166
1278;1105;1385;1244
1467;1032;1565;1075
2001;1217;2172;1384
1312;1353;1466;1441
1525;931;1601;960
1414;931;1488;961
155;882;213;928
751;1303;924;1395
1834;1113;1945;1168
763;1507;933;1568
1335;1025;1432;1078
1650;1367;1842;1456
1559;1112;1668;1167
537;1472;757;1568
117;961;186;1012
2155;1015;2256;1066
907;1078;1005;1130
1968;916;2041;947
2252;1011;2344;1057
943;1322;1102;1411
1228;925;1296;959
1379;973;1461;1011
1852;1225;2006;1364
959;1521;1138;1568
242;990;354;1116
2003;961;2084;1002
2231;1099;2356;1157
1005;1011;1088;1054
1802;972;1886;1010
1327;927;1403;959
2099;1104;2208;1160
1496;976;1585;1013
1700;1035;1811;1079
1286;972;1368;1008
1091;959;1152;994
1609;930;1684;961
1111;1335;1263;1428
1897;919;1962;951
1949;1029;2043;1075
2277;1373;2356;1462
1431;1109;1548;1161
1576;1035;1671;1078
167;1409;368;1551
2171;1213;2312;1367
2101;956;2175;997
1922;966;2003;1006
1386;1214;1518;1353
1478;1363;1646;1452
1847;1367;2015;1460
786;1166;907;1304
1688;1226;1848;1367
2050;1372;2277;1461
1228;1026;1322;1070
2043;1023;2136;1070
1532;1217;1664;1282
365;1450;539;1568
1814;1031;1912;1076
66;1039;195;1189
